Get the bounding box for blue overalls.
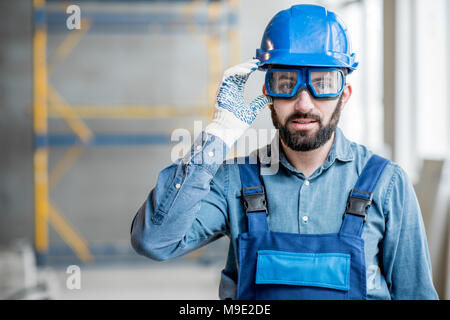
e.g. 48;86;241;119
236;154;390;300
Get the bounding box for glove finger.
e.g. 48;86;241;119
237;59;260;72
222;59;260;79
249;94;273;112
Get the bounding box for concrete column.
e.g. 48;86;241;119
0;1;34;245
383;0;396;160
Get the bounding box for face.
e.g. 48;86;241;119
266;82;352;152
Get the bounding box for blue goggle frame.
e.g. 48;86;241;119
265;67;345;100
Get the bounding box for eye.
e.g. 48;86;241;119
312;80;325;87
277;80;296;92
312;80;333;91
281;82;294;89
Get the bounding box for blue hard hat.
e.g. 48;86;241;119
256;4;358;73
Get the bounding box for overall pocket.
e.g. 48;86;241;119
255;250;350;300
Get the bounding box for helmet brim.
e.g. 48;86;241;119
256;49;358;73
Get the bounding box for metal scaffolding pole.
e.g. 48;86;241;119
33;0;50;264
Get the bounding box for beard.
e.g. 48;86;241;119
270;94;344;152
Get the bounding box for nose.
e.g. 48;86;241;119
293;87;315;113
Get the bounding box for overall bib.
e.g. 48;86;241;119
236;154;390;300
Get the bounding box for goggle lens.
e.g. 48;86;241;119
309;70;343;96
266;68;344;99
268;71;298;95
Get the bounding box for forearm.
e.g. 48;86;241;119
382;165;439;299
130;132;229;260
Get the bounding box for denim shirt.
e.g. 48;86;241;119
130;127;438;300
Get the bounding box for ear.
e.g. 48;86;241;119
340;84;352;110
262;84;273;109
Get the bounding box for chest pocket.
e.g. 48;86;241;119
255;250;350;290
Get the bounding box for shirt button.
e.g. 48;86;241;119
304;180;310;186
196;145;202;151
175;183;181;189
302;216;309;223
208;151;214;157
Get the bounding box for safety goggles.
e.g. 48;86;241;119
265;67;345;99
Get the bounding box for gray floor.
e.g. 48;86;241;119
1;241;224;300
52;263;223;300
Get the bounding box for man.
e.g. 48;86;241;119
131;4;438;300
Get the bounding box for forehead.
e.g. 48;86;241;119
310;71;335;79
268;65;335;70
267;65;345;73
268;67;339;80
271;71;297;80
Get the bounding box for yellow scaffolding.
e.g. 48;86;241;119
33;0;50;257
33;0;241;264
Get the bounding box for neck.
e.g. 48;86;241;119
280;131;335;179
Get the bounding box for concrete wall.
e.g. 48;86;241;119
0;1;34;246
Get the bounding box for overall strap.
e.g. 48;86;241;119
339;154;390;237
238;160;269;234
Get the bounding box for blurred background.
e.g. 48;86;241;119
0;0;449;299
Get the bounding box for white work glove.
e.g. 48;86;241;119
205;59;272;148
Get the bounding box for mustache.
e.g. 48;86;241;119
286;112;321;123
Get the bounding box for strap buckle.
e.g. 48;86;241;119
242;186;268;216
343;189;373;222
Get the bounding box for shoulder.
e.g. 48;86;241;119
346;139;412;214
346;138;404;179
212;156;251;195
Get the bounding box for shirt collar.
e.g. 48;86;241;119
325;127;354;164
256;127;354;174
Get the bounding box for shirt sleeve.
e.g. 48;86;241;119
381;164;439;299
130;132;230;261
